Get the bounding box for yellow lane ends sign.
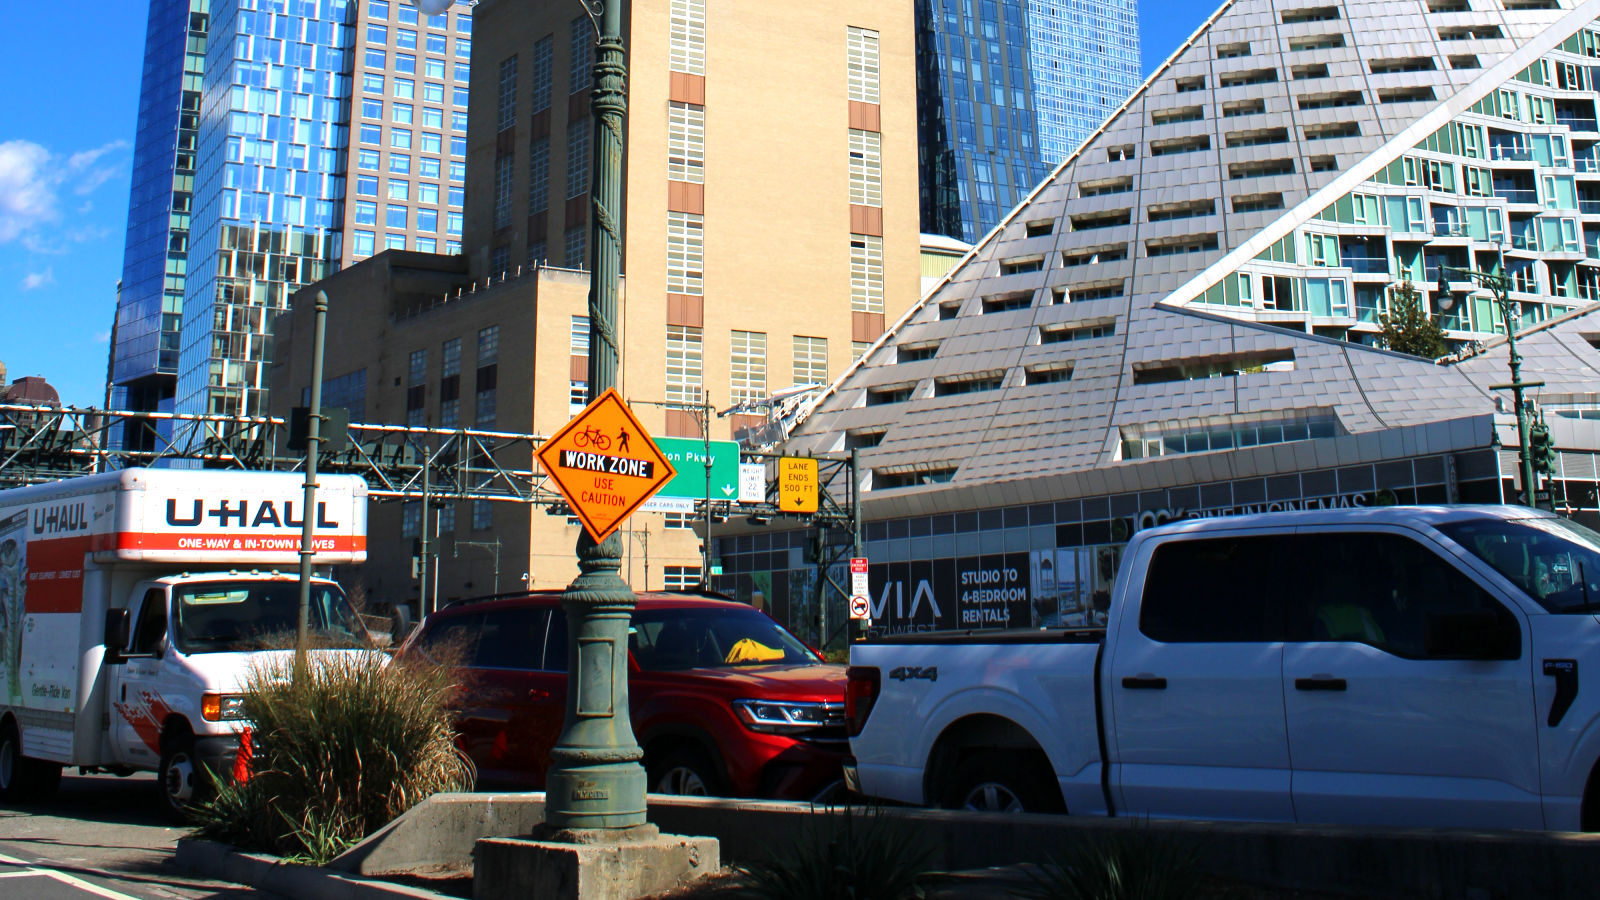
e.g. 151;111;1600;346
777;457;819;514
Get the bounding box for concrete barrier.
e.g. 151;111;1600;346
331;792;1600;899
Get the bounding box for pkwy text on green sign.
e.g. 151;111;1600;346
652;436;740;499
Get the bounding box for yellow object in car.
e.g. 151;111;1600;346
725;637;783;663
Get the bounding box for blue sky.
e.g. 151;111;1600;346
0;1;1210;410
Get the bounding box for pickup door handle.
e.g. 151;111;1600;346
1121;676;1167;690
1295;677;1347;692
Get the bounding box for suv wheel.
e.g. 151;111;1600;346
649;747;720;797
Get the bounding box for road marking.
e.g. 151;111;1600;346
0;851;147;900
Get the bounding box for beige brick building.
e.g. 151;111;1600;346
274;0;918;603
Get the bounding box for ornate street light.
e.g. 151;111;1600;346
415;0;645;833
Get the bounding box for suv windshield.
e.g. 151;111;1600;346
1439;517;1600;613
173;580;368;653
629;606;818;671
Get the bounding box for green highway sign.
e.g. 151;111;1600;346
649;436;741;502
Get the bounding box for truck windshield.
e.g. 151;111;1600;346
173;581;368;654
629;607;819;671
1438;517;1600;613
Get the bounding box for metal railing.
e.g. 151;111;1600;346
1340;255;1391;274
1490;145;1533;161
1495;187;1539;204
1558;115;1600;132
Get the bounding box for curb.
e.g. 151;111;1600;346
176;839;458;900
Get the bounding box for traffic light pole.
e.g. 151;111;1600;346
1441;266;1544;506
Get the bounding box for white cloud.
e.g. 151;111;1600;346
93;331;111;344
20;268;54;291
0;139;128;246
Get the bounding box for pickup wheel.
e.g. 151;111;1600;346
0;720;61;803
942;753;1064;815
648;747;722;797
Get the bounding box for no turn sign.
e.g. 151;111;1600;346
849;557;870;621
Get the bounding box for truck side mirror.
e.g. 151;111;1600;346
104;608;131;665
1426;609;1519;660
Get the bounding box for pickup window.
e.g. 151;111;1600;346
1142;532;1520;659
1439;517;1600;614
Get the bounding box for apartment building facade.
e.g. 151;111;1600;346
915;0;1141;243
111;0;473;426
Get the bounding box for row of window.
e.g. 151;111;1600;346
663;327;831;405
355;149;466;180
367;0;469;32
361;72;468;107
362;48;469;83
358;97;467;131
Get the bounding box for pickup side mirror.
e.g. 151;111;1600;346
104;608;131;665
1426;609;1519;660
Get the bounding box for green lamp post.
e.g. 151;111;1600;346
413;0;645;832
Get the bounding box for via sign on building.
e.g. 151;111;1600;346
536;389;677;543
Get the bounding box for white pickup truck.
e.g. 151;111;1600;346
844;505;1600;831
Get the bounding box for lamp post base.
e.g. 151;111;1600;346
475;830;719;900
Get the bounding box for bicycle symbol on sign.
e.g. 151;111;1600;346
574;427;611;451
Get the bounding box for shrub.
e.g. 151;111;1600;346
736;804;934;900
1018;825;1201;900
191;646;473;864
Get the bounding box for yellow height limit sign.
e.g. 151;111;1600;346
537;388;677;543
777;457;819;514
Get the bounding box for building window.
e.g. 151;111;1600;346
476;325;498;427
497;55;518;133
437;504;455;534
667;212;704;295
494;155;514;230
564;226;587;269
793;335;828;387
669;0;706;76
567;119;590;199
664;565;702;589
846;27;880;104
570;380;588;412
730;331;767;404
853;340;872;361
666;325;704;403
664;513;693;530
571;315;590;355
667;102;706;184
386;204;408;228
395;78;415;99
392;103;414;124
354;201;378;225
530;35;552;113
472;499;493;531
849;129;882;207
850;234;884;314
528;138;549;214
570;15;594;92
353;231;375;257
407;348;427;427
440;337;461;428
402;502;421;538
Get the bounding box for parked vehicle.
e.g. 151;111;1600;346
845;505;1600;830
401;591;849;800
0;468;370;814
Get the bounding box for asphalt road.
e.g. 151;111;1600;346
0;772;272;900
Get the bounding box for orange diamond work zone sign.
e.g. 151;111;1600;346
537;388;677;543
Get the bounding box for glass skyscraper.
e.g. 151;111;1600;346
113;0;471;423
916;0;1140;243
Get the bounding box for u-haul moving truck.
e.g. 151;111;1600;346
0;468;367;813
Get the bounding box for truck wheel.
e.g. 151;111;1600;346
0;720;60;803
648;747;721;797
942;754;1064;814
159;735;209;820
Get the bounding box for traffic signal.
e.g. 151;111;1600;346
805;528;827;564
1529;422;1555;476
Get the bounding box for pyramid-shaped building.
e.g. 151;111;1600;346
710;0;1600;636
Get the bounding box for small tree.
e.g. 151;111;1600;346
1378;279;1449;359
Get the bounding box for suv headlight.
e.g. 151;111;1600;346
202;692;247;722
732;699;842;734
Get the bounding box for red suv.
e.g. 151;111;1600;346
400;591;848;801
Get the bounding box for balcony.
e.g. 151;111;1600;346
1341;255;1391;274
1509;231;1540;251
1490;145;1534;161
1582;200;1600;214
1495;187;1539;204
1558;115;1600;133
1577;157;1600;173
